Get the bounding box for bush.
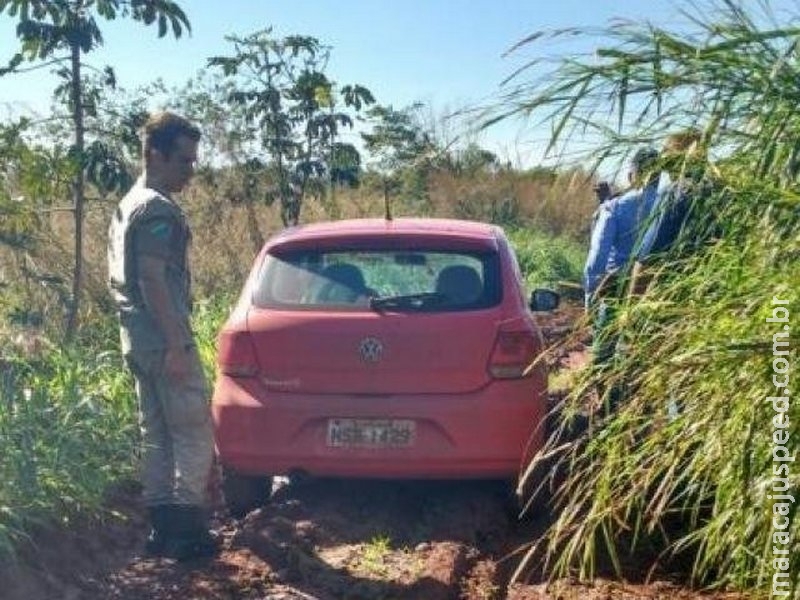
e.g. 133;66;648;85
507;228;585;289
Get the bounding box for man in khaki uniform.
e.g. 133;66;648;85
108;111;216;560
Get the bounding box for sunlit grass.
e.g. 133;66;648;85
525;205;799;591
0;295;236;561
507;227;585;289
358;534;393;577
0;332;138;559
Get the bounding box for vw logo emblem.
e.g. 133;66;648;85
359;337;384;363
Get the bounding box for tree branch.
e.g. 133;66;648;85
4;57;68;74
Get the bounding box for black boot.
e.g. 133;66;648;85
144;504;174;556
162;505;219;561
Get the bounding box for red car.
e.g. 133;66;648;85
211;218;559;516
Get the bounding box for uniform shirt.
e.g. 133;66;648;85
583;178;660;305
108;177;194;354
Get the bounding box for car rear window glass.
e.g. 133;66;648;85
252;248;501;311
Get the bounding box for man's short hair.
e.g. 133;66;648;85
142;111;201;162
630;147;659;171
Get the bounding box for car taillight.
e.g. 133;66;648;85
488;330;538;379
217;330;259;377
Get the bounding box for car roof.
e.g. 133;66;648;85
265;218;505;249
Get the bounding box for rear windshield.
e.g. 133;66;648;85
253;248;501;311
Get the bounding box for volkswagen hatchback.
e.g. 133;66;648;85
211;218;558;516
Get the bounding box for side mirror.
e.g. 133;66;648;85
529;288;560;312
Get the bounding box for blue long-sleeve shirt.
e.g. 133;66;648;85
583;179;660;305
637;178;693;260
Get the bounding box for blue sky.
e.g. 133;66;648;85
0;1;795;167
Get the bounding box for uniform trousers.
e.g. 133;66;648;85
124;344;213;508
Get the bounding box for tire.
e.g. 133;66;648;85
221;467;272;518
487;479;540;523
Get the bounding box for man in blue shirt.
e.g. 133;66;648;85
630;129;705;296
584;147;660;307
637;131;704;257
583;147;660;412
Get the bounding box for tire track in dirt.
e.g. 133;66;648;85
86;478;529;599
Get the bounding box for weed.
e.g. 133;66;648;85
358;534;393;577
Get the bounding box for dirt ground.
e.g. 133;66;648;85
0;304;753;600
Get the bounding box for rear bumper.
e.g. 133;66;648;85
211;374;547;480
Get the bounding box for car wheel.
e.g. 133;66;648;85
221;467;272;518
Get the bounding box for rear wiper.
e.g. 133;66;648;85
369;292;445;312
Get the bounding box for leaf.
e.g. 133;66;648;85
96;0;118;20
103;65;115;88
168;2;191;37
0;53;23;76
142;3;154;25
617;67;628;133
31;1;45;19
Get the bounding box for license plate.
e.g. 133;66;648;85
327;418;415;448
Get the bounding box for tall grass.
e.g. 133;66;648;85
192;291;240;380
507;227;585;289
426;168;596;240
491;1;800;595
0;329;138;559
0;294;236;561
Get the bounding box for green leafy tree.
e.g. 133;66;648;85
362;103;438;173
0;0;191;339
453;143;499;176
46;69;145;192
0;119;76;329
172;71;260;169
361;103;443;213
0;121;42;253
314;82;373;213
209;28;374;226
